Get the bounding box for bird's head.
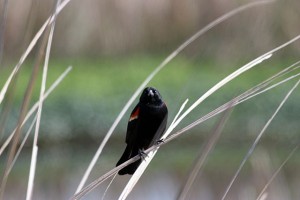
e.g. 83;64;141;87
140;87;163;105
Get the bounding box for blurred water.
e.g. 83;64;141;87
2;145;300;200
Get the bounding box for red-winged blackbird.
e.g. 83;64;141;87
116;87;168;175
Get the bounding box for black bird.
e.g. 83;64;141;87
116;87;168;175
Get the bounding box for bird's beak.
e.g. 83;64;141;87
149;90;154;97
148;90;156;102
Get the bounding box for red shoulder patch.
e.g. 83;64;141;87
129;107;140;122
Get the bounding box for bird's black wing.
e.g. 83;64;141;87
151;103;168;146
116;103;140;172
125;103;140;144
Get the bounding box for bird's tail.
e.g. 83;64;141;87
116;145;141;175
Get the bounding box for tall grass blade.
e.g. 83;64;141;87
0;72;18;141
221;78;300;200
26;1;59;199
101;173;117;200
0;115;38;196
25;145;38;200
71;155;142;199
170;33;300;133
6;115;37;176
256;145;299;200
170;99;189;128
0;26;51;200
168;61;300;142
177;102;233;200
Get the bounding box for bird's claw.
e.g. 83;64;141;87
156;139;164;145
138;149;148;161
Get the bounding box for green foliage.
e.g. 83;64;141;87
2;55;300;141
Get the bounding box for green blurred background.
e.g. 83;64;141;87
1;0;300;199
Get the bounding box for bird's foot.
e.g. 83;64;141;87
156;139;164;145
138;149;148;161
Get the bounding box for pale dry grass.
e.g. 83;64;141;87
1;0;300;200
0;0;73;199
